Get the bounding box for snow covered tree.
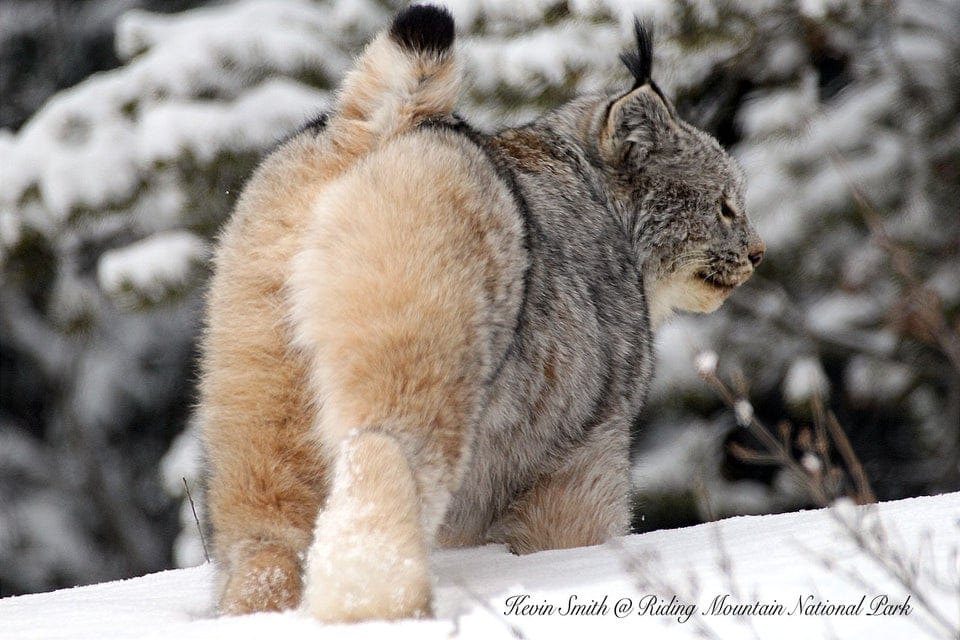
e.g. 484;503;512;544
1;0;957;594
1;0;341;593
632;0;960;529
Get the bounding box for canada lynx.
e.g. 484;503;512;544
200;5;764;623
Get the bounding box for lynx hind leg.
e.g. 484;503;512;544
219;542;303;615
201;243;329;617
302;431;435;622
286;129;524;620
288;163;488;621
494;427;631;554
207;437;325;615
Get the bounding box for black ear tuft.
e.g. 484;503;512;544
389;4;456;55
619;19;654;89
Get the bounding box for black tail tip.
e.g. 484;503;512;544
389;4;455;55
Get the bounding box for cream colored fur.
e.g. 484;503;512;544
647;268;741;329
200;17;474;621
301;431;432;621
285;129;524;620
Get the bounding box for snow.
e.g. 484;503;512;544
733;399;754;426
928;260;960;305
1;493;955;639
807;292;883;334
797;0;834;19
445;0;672;31
443;0;560;27
158;422;206;568
694;350;718;377
632;422;716;494
736;75;817;139
136;78;328;165
783;356;830;406
463;22;622;126
844;355;916;406
0;0;334;225
739;76;908;254
646;317;714;402
572;0;674;23
630;418;786;519
97;230;207;305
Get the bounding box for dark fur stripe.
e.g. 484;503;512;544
389;4;455;55
298;112;329;136
619;19;654;89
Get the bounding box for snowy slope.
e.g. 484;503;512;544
2;493;957;640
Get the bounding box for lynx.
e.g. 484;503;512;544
199;4;764;623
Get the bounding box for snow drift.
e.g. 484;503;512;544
2;492;957;640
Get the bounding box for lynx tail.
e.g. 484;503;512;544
332;5;460;142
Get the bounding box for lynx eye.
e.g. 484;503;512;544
720;200;737;221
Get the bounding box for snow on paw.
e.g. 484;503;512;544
219;543;302;615
301;431;432;622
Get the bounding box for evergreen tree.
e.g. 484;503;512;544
1;0;956;593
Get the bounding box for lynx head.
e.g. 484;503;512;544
595;21;764;327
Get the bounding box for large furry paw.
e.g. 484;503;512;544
219;543;303;615
301;431;432;622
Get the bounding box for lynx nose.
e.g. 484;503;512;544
747;242;765;267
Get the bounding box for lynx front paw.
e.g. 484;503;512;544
301;431;432;622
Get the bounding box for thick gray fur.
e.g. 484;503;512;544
428;31;764;545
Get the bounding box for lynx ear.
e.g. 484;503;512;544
600;85;676;164
601;19;677;164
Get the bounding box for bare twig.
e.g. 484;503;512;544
450;577;528;640
697;354;959;639
711;525;762;640
698;369;834;506
813;398;876;504
826;507;958;639
611;540;726;640
182;477;210;563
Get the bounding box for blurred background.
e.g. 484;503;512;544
1;0;957;597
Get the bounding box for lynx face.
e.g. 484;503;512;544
585;24;764;324
604;86;764;322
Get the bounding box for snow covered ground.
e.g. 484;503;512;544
2;493;957;640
